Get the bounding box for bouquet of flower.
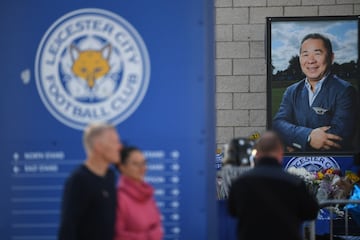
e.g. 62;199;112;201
287;167;359;202
316;168;349;201
288;166;360;226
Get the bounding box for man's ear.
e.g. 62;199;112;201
92;140;102;154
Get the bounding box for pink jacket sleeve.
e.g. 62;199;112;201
114;209;163;240
114;188;163;240
114;195;145;240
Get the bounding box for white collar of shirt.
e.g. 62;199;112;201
304;73;329;106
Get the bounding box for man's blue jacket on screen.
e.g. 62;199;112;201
272;74;357;151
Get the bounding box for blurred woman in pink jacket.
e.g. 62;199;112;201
114;146;163;240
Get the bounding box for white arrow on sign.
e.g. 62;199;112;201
13;166;20;174
171;189;180;196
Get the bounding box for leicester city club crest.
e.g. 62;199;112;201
35;8;150;129
284;156;340;172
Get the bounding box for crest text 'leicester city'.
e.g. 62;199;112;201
284;156;340;172
35;8;150;130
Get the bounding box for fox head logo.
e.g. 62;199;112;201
35;9;150;130
70;44;112;88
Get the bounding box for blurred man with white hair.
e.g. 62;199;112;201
58;122;123;240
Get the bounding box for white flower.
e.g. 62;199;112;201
287;167;315;182
331;175;341;185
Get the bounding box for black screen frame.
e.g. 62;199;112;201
266;15;360;157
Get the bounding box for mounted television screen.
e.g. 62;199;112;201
266;16;360;155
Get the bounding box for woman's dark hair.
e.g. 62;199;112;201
120;146;140;165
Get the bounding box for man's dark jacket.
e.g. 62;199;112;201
228;157;319;240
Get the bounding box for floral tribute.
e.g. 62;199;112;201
287;167;360;202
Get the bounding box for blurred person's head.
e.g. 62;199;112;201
118;146;147;182
225;138;255;167
83;122;122;165
255;131;284;163
299;33;334;82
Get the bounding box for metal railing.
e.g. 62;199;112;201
306;200;360;240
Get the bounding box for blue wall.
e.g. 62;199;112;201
0;1;216;239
